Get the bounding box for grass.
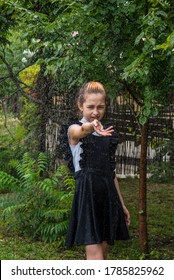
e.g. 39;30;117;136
0;177;173;260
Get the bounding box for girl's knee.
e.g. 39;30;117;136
102;241;109;260
85;244;104;260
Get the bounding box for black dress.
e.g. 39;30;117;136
65;124;130;247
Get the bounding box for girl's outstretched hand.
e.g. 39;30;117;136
92;120;114;136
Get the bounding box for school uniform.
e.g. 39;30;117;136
62;118;129;246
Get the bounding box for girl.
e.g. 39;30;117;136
64;81;130;260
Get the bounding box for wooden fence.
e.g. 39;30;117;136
46;93;174;177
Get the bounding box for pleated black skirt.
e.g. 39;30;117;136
65;168;129;247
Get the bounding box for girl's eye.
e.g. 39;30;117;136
86;106;105;109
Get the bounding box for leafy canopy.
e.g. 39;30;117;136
0;0;174;123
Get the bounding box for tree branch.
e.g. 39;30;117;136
117;77;144;106
0;54;43;105
1;100;15;141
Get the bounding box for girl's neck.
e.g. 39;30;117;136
80;117;89;123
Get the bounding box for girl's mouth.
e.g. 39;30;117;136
91;117;99;120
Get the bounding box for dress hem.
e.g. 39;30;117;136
65;236;130;247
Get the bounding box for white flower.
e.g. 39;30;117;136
23;49;34;57
31;38;41;43
22;57;27;63
71;31;79;37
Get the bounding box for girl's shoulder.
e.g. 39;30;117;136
59;118;82;174
68;120;83;135
68;122;82;130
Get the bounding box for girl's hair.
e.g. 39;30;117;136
77;81;106;104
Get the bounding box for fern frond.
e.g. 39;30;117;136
37;152;48;172
60;192;74;203
0;158;75;243
2;203;27;216
50;220;68;234
0;192;21;209
37;178;56;194
0;171;19;192
54;164;75;191
44;209;70;220
39;220;69;242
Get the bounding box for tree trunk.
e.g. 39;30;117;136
138;122;149;254
35;64;53;152
38;104;47;152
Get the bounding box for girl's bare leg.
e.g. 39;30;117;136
85;244;104;260
85;242;109;260
102;241;109;260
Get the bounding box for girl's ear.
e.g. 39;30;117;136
77;101;83;112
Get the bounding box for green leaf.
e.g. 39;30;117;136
135;32;145;46
151;107;158;117
143;108;151;117
139;115;147;125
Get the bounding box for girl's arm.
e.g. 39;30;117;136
114;176;130;225
68;120;114;145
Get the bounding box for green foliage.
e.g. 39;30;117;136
0;171;19;193
19;97;40;150
0;178;173;260
0;113;28;173
1;0;174;127
0;29;28;100
19;64;40;93
148;138;174;182
149;161;174;183
0;0;17;45
1;0;174;117
0;153;75;243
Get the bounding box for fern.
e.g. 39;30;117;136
0;192;21;210
38;220;69;243
0;152;75;243
0;171;19;193
50;221;68;235
37;178;57;194
37;152;48;173
43;209;70;220
2;203;27;216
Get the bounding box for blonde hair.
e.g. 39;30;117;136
78;81;106;104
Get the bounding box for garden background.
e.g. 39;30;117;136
0;0;174;259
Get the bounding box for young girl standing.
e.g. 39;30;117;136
64;81;130;260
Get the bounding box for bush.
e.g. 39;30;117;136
0;114;27;173
0;152;75;243
148;139;174;183
148;161;174;183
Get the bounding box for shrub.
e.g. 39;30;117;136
0;152;75;243
148;140;174;183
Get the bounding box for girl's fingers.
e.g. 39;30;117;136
93;122;114;136
105;126;113;131
99;130;114;136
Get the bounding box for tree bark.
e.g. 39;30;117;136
35;64;54;152
138;122;149;254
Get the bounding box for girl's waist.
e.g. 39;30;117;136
74;167;114;179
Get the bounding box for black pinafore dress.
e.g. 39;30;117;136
65;127;129;247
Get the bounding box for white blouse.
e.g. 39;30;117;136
68;118;100;172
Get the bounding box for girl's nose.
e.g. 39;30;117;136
93;108;98;115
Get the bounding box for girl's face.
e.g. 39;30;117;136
78;93;106;122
